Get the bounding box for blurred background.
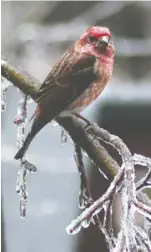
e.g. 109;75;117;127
1;1;151;252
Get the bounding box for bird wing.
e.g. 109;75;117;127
36;47;99;118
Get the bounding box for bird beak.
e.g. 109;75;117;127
99;36;110;46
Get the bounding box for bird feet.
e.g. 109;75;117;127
84;123;99;142
72;112;97;141
71;112;91;127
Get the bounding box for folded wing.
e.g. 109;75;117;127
36;48;98;118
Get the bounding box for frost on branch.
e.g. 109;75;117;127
66;124;151;252
16;159;37;218
1;58;151;251
61;128;68;145
74;145;92;209
1;76;12;111
14;93;37;217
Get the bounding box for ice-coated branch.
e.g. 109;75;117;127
16;159;37;217
1;57;119;180
1;57;151;251
74;144;116;250
66;165;124;234
136;169;151;191
86;124;137;250
133;154;151;168
134;154;151;191
1;76;12;111
133;200;151;220
134;226;151;251
74;145;92;209
112;230;125;252
14;92;37;217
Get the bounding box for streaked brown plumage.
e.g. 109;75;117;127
15;26;115;160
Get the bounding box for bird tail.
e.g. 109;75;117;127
14;113;49;160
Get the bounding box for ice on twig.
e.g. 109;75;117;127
135;226;151;251
133;154;151;168
1;77;12;112
98;167;109;180
20;196;28;218
66;166;124;235
14;94;28;126
78;186;90;209
61;128;68;145
16;159;37;217
66;219;82;235
15;93;37;218
133;200;151;220
16;159;37;218
51;120;59;127
81;217;92;228
16;161;28;217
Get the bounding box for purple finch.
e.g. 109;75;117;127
15;26;115;160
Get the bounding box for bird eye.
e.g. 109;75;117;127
89;35;98;43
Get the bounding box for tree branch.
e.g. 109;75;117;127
1;57;151;251
1;57;119;180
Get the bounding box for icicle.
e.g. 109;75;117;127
51;120;59;127
14;96;27;126
1;77;12;112
15;93;37;218
78;186;90;209
98;167;109;180
61;128;68;145
16;159;37;218
81;217;92;228
16;161;28;218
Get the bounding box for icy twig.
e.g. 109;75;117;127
1;76;12;111
133;154;151;191
133;154;151;167
112;230;126;252
16;161;28;218
14;93;37;217
103;197;115;245
133;200;151;220
134;226;151;252
74;145;92;209
16;159;37;218
14;93;28;148
66;165;124;235
73;144;116;250
136;169;151;191
86;125;137;251
61;128;68;145
2;56;151;250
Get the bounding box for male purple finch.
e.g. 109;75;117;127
15;26;115;160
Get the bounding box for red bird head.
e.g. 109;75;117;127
79;26;115;61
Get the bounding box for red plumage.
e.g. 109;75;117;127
15;26;115;160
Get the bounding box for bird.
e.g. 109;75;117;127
14;26;115;160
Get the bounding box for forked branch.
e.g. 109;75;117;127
1;57;151;251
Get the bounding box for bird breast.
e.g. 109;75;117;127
66;57;113;112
